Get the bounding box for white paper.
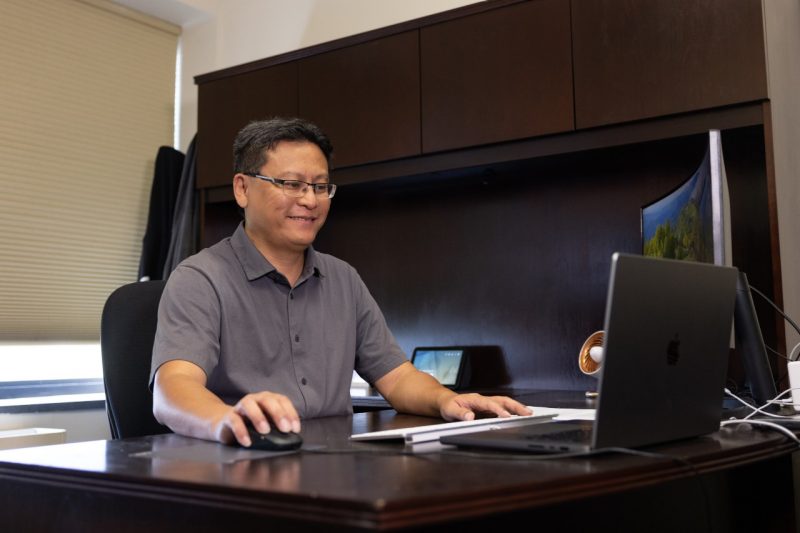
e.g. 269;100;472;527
524;406;596;421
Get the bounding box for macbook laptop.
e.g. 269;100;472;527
442;253;738;453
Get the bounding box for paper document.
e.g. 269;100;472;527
526;406;596;421
350;412;555;444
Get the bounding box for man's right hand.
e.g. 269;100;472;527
153;360;300;447
225;391;302;447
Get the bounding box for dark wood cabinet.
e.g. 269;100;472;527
196;0;772;179
193;0;785;392
420;0;573;153
298;31;421;168
197;62;298;188
572;0;768;128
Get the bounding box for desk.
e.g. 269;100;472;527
0;391;796;532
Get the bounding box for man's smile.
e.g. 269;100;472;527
288;215;316;222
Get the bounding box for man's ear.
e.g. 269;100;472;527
233;173;249;209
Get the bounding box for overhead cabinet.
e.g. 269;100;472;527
571;0;768;128
420;0;574;153
197;62;298;188
299;31;421;169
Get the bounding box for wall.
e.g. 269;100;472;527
763;0;800;357
176;0;485;152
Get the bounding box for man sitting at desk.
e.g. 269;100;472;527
150;117;530;447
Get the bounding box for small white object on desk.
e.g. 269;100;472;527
525;406;597;421
788;361;800;412
0;428;66;450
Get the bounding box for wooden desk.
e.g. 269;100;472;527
0;391;796;532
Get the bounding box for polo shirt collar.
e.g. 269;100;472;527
230;222;322;282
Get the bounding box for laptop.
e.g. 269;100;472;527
442;253;738;453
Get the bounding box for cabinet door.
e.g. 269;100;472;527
298;31;421;169
197;62;298;188
572;0;767;129
420;0;573;154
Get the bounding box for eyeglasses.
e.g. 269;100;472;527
247;174;337;199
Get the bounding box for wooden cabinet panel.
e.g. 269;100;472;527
420;0;573;154
572;0;768;129
298;31;420;168
197;62;298;188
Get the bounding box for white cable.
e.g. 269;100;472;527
789;340;800;362
723;387;773;418
720;419;800;445
721;387;800;448
723;387;800;419
744;388;795;420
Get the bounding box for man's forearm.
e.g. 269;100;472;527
153;372;233;443
378;363;456;418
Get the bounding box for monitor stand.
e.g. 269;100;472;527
733;271;778;408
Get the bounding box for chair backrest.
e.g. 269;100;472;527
100;280;171;439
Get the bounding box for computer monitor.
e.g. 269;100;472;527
641;130;778;408
641;131;730;267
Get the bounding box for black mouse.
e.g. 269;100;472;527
241;419;303;451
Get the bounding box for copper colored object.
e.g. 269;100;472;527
578;330;604;376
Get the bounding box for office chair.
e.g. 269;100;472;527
100;280;171;439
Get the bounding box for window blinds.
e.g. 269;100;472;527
0;0;179;341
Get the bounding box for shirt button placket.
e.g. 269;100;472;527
288;289;298;347
288;290;302;386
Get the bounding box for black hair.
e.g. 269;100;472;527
232;117;334;174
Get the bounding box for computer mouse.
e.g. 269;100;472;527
241;419;303;452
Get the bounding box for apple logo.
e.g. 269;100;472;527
667;334;681;365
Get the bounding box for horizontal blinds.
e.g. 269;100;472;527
0;0;179;340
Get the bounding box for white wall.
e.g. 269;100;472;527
175;0;484;151
764;1;800;359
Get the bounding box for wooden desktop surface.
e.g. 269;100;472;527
0;390;795;532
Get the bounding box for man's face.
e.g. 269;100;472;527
235;140;331;255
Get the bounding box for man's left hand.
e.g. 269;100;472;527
439;393;532;421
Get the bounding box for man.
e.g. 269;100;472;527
151;117;530;448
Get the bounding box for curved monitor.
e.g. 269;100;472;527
641;130;777;408
641;130;731;267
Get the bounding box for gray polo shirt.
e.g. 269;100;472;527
150;223;407;418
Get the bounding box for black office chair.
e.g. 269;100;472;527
100;280;171;439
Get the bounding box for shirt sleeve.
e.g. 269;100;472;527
149;264;222;388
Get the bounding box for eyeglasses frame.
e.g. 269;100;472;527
245;173;337;199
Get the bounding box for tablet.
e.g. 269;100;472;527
411;347;467;389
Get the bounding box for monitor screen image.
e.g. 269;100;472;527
412;348;464;387
641;130;730;267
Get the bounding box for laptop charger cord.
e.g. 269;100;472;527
721;388;800;445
